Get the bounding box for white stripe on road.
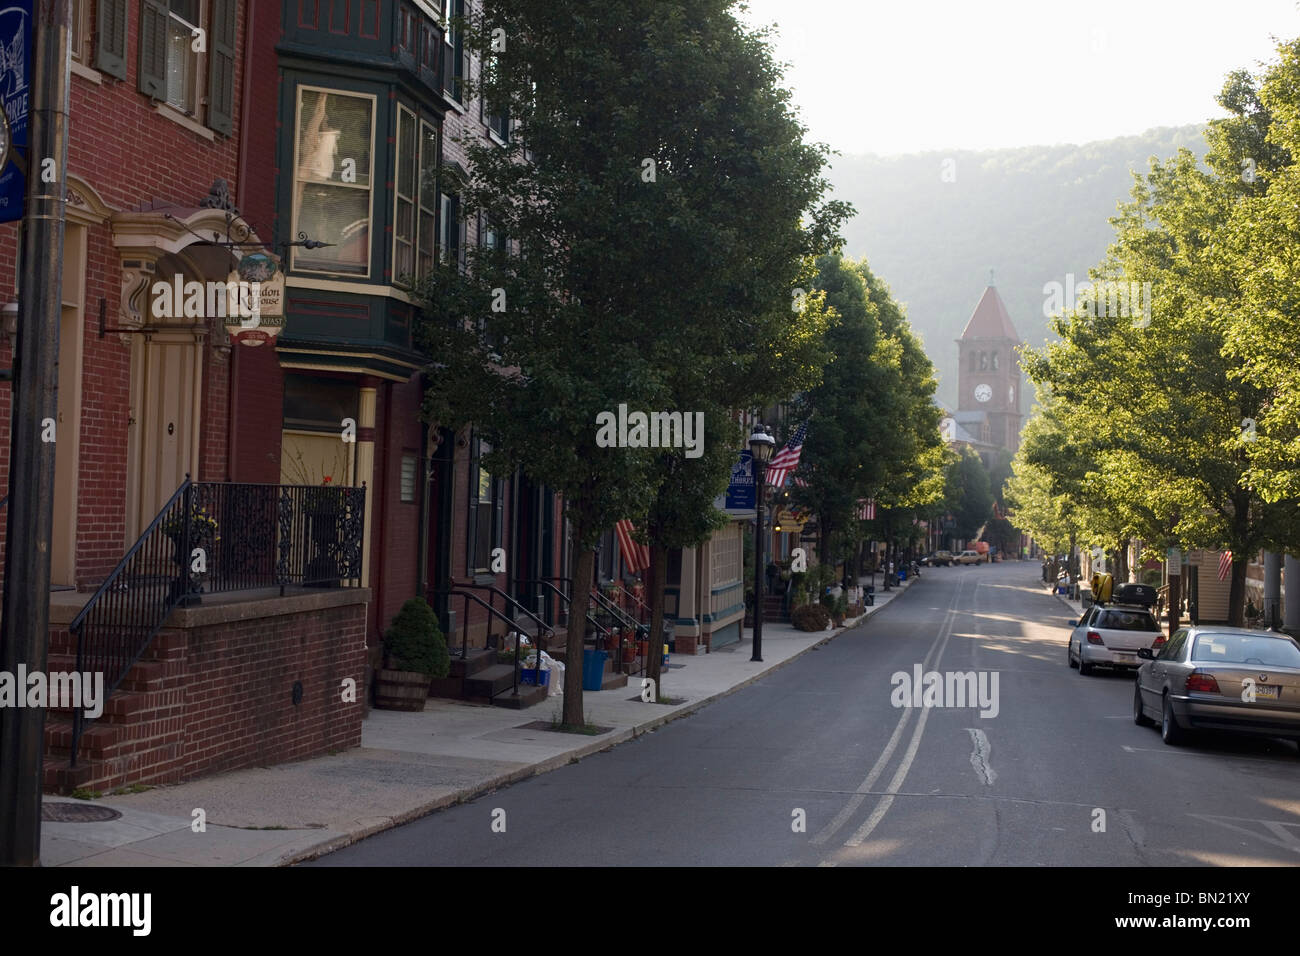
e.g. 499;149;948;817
811;576;967;850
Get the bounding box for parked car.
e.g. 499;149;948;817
1134;626;1300;746
922;550;954;566
1069;603;1163;674
955;550;983;565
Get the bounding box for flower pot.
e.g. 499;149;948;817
374;669;430;711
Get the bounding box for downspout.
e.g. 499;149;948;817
229;0;257;481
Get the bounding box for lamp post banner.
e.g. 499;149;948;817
0;1;31;223
725;450;755;511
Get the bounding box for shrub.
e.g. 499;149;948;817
384;597;450;677
834;593;849;618
788;571;807;607
791;603;831;632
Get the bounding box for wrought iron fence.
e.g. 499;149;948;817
67;479;365;766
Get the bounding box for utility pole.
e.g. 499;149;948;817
0;0;71;867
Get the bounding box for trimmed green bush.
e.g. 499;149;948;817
384;597;450;677
791;603;831;632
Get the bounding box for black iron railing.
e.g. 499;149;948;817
526;577;613;643
67;479;366;766
433;585;552;700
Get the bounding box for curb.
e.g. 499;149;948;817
279;579;918;865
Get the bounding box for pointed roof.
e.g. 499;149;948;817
960;285;1020;341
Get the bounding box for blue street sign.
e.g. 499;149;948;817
725;450;755;511
0;1;31;223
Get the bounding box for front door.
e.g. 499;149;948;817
127;328;202;538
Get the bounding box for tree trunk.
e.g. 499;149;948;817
1115;539;1129;583
645;541;669;702
563;543;595;726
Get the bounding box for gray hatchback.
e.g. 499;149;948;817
1134;626;1300;747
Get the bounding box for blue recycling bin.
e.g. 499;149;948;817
582;648;609;691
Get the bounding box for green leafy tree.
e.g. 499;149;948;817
417;0;846;721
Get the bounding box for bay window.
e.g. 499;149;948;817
395;110;441;287
293;87;376;276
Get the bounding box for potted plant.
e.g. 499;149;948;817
375;597;450;710
161;503;219;603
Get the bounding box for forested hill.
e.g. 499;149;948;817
830;125;1207;409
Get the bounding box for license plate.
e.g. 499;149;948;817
1114;652;1136;659
1253;685;1280;700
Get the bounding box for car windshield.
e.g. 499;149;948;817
1098;610;1158;632
1192;633;1300;667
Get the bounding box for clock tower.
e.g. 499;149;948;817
955;279;1023;455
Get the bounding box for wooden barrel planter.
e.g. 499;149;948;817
374;669;430;711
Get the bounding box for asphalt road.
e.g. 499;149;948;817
309;561;1300;866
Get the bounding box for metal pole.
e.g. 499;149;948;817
0;0;71;867
751;459;765;662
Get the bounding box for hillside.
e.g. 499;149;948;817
829;125;1208;409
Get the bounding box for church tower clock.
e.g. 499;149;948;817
955;276;1023;454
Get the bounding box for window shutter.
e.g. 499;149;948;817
207;0;237;135
96;0;129;79
137;0;169;99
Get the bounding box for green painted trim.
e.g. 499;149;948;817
711;582;742;595
702;602;744;623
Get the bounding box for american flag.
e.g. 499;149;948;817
766;422;807;488
856;499;875;521
1218;550;1232;582
615;519;650;574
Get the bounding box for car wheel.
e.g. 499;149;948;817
1068;641;1078;668
1160;694;1188;745
1133;682;1153;726
1078;650;1092;676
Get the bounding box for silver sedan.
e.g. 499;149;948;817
1134;626;1300;747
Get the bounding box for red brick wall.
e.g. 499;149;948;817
47;593;367;791
371;377;424;638
0;2;253;588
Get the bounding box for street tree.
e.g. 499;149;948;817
416;0;846;722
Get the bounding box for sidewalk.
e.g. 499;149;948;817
40;576;919;867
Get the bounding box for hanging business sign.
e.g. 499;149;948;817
724;450;755;511
0;1;31;223
223;258;285;346
1166;548;1182;575
773;507;808;534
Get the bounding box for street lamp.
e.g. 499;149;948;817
749;424;776;662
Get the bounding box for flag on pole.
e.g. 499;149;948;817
856;498;875;521
616;519;650;574
1218;550;1232;582
766;422;807;488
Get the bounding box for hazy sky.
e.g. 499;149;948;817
739;0;1300;155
